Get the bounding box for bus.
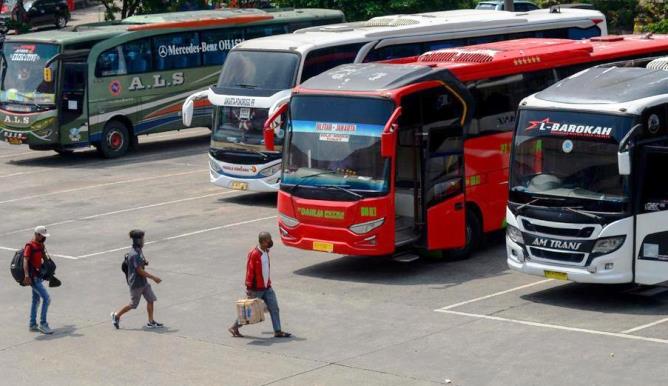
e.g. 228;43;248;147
0;8;344;157
269;35;668;258
506;56;668;285
181;7;608;192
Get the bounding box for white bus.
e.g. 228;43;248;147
182;8;607;192
506;56;668;285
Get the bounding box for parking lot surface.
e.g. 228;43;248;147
1;132;668;385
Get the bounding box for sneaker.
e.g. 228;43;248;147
111;312;119;329
38;323;53;335
29;324;39;332
146;320;164;329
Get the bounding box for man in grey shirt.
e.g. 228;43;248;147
111;230;163;329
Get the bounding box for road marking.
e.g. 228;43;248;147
0;151;33;159
437;309;668;345
0;169;207;205
0;170;48;179
0;190;240;237
622;317;668;334
74;215;277;259
0;246;76;260
435;279;554;311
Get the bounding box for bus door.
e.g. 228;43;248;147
59;62;88;145
420;86;466;250
635;145;668;285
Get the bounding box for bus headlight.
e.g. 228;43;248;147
507;225;524;244
279;213;300;228
350;218;385;235
259;163;281;177
209;159;223;174
592;236;625;256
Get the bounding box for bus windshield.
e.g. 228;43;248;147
283;95;394;196
510;109;635;212
0;43;59;110
217;50;299;91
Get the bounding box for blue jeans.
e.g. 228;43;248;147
30;278;50;326
236;287;281;332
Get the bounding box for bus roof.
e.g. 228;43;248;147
234;8;605;53
3;28;126;45
297;35;668;93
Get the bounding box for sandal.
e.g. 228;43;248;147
228;327;244;338
274;331;292;338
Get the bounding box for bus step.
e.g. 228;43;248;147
393;252;420;263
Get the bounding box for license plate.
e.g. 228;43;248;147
313;241;334;253
239;107;251;120
6;137;23;145
230;181;248;190
544;270;568;281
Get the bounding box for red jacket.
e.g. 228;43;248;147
245;247;271;290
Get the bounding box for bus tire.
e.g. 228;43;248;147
446;209;483;260
98;121;129;159
55;14;68;29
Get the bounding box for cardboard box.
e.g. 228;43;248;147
236;298;266;325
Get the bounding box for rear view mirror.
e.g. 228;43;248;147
264;101;289;151
381;129;396;158
43;67;52;82
618;151;631;176
181;90;209;127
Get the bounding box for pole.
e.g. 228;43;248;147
504;0;514;11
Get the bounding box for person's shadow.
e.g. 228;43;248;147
245;331;305;347
35;324;84;341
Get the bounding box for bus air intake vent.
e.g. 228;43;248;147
419;49;496;63
363;17;420;27
647;57;668;71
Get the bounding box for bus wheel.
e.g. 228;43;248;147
55;15;68;29
98;121;129;158
446;209;483;260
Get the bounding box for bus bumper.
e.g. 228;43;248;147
506;237;632;284
209;169;279;192
279;220;394;256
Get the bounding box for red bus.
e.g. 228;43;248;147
268;35;668;258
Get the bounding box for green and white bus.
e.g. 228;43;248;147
0;8;344;157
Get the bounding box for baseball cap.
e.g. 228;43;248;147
34;226;50;238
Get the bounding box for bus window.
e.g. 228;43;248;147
123;38;152;74
201;28;244;66
567;26;602;39
365;43;423;62
424;39;466;52
153;32;202;71
246;24;287;39
300;43;365;82
95;47;126;77
467;69;555;137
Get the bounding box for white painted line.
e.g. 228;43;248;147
74;215;277;259
435;279;554;311
437;309;668;345
0;246;77;260
622;317;668;334
0;151;33;159
0;169;207;205
0;170;47;179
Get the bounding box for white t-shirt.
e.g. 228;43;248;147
260;249;270;287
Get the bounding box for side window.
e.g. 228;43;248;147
95;46;126;77
467;69;556;137
424;39;467;52
300;43;365;82
567;26;602;40
245;24;287;39
641;151;668;213
153;32;202;71
201;28;244;66
364;43;423;62
123;38;152;74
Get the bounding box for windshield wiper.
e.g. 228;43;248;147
288;170;336;194
235;83;257;89
321;184;363;200
565;206;602;221
514;196;565;211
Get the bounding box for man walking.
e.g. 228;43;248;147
229;231;291;338
23;226;53;334
111;230;163;329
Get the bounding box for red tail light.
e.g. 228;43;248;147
591;18;604;25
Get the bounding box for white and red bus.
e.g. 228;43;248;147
269;35;668;258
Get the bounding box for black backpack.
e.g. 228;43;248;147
10;246;28;286
121;253;129;279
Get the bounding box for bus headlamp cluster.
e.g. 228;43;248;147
259;163;282;177
350;218;385;235
506;225;524;244
279;213;300;228
592;236;625;255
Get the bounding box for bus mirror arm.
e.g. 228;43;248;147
617;124;641;176
264;102;289;151
381;107;402;158
181;90;208;127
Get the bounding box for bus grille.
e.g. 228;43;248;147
530;247;585;264
522;220;594;238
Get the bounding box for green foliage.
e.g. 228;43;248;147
645;19;668;34
273;0;476;21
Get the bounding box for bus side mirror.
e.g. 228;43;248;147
182;99;194;127
264;102;289;151
43;67;52;82
381;129;396;158
618;151;631;176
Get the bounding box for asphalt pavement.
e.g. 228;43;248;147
1;131;668;385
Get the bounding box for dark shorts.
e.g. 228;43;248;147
129;284;157;308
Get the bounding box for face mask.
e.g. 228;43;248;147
267;241;274;249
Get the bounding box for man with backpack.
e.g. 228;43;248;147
111;229;163;329
229;231;291;338
23;226;53;334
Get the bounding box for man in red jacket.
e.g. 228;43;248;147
229;231;291;338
